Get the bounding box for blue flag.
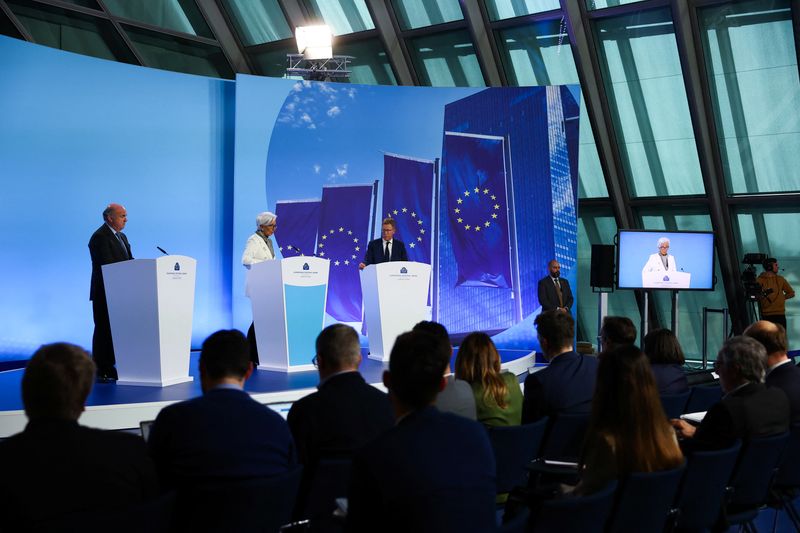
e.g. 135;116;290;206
382;154;435;265
274;200;321;258
443;132;512;288
316;184;373;322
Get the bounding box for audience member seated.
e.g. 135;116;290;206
413;321;477;420
0;343;158;529
346;331;496;532
599;316;637;353
288;324;394;464
454;332;522;427
570;345;683;495
523;311;599;423
148;330;296;489
672;336;790;451
744;321;800;425
642;328;689;395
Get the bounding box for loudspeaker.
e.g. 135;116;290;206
590;244;615;288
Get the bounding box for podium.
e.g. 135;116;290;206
247;256;329;372
361;261;431;362
102;255;196;387
642;271;691;289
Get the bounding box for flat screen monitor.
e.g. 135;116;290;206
616;230;715;290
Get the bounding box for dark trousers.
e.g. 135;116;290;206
91;297;118;379
247;322;260;366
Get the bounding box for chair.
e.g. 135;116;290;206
175;466;304;533
670;441;741;532
660;390;691;419
770;426;800;531
539;413;590;461
301;458;352;521
488;417;549;495
528;480;617;533
605;462;686;533
684;384;722;414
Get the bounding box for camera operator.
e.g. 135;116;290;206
757;258;795;333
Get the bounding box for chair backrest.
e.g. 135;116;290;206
728;431;790;507
488;417;549;493
673;441;741;530
685;384;722;413
605;463;686;533
659;390;691;419
302;458;352;520
530;480;617;533
540;413;590;461
774;425;800;489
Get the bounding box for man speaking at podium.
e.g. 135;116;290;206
358;217;408;270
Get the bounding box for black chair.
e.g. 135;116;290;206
660;390;691;419
684;384;722;414
528;480;617;533
605;462;686;533
175;467;303;533
540;413;590;461
770;426;800;531
488;417;549;495
670;441;741;532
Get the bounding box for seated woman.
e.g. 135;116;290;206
642;329;690;395
573;345;683;495
454;332;522;427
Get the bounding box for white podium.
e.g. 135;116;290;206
103;255;196;387
247;256;329;372
642;271;691;289
361;261;431;362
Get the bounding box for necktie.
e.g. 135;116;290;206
384;241;390;261
555;279;563;307
115;232;128;259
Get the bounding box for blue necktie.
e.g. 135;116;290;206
115;232;128;259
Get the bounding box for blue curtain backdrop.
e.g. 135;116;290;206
274;200;321;258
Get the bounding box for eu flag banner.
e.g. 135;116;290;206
382;154;435;265
443;132;512;288
317;184;374;322
274;200;321;258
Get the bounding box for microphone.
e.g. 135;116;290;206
156;246;169;255
287;244;303;255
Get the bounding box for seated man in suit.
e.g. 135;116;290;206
413;320;477;420
599;316;637;353
358;217;408;270
672;336;790;451
0;343;157;529
744;321;800;425
537;259;573;313
346;331;496;533
522;310;599;423
148;330;296;489
288;324;394;465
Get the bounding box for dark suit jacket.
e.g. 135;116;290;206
651;364;690;395
766;361;800;426
362;238;408;266
522;351;598;424
0;418;158;530
148;388;296;489
287;371;394;465
89;223;132;301
686;382;790;452
346;406;496;533
538;276;573;312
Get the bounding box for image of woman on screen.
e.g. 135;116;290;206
642;237;678;274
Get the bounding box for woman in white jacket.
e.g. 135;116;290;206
242;211;277;366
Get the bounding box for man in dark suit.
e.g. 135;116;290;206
288;324;394;465
88;203;132;381
522;310;598;423
745;321;800;425
672;336;790;451
148;330;296;489
346;331;496;533
537;259;573;313
0;343;157;530
358;217;408;270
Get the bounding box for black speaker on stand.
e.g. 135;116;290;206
590;244;615;288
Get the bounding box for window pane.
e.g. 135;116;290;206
595;8;704;197
7;0;137;63
589;0;649;10
496;20;607;198
303;0;375;35
391;0;463;30
699;0;800;193
220;0;292;45
249;43;295;78
103;0;212;38
123;24;234;79
1;10;25;39
336;38;397;85
640;212;727;361
485;0;559;21
408;29;485;87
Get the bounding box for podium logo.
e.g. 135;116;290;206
303;263;310;271
174;262;181;271
662;275;669;281
400;267;408;274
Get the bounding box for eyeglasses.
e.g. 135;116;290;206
312;355;318;368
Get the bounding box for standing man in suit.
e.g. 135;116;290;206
744;321;800;425
88;203;132;382
538;259;573;313
358;217;408;270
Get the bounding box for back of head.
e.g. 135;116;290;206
389;331;447;411
743;321;787;355
642;329;685;365
718;336;767;383
534;310;574;353
199;330;250;381
316;323;361;371
412;321;451;367
22;343;95;421
454;332;508;408
600;316;637;349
